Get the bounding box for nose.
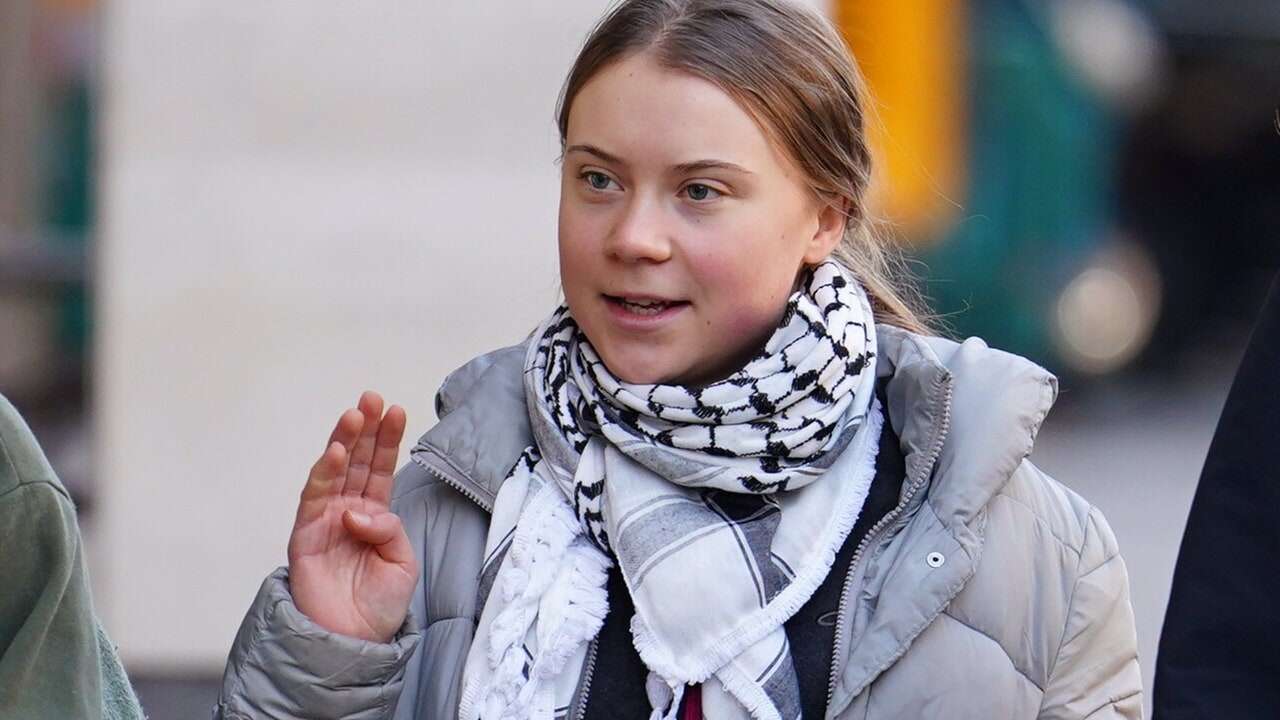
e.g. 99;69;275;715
604;196;672;264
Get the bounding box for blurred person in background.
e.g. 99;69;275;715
0;394;144;719
214;1;1142;718
1153;273;1280;718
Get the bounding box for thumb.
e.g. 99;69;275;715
342;510;415;567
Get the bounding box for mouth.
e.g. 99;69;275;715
602;294;690;319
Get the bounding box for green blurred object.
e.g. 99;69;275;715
919;0;1114;367
39;76;93;357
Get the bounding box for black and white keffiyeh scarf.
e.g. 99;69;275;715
458;261;882;720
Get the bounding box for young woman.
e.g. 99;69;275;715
216;1;1142;718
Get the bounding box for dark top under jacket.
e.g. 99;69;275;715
584;379;907;719
1154;273;1280;719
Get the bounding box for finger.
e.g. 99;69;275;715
364;404;407;506
342;510;416;569
344;391;385;497
325;407;364;495
327;407;364;452
297;441;347;524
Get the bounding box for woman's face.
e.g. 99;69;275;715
558;52;846;386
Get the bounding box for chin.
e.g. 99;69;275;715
596;346;683;385
604;360;674;385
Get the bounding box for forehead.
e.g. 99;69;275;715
566;52;789;171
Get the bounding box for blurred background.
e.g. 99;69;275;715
1;0;1277;717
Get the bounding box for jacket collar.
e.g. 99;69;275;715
407;343;529;512
875;325;1058;528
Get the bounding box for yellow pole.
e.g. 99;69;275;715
834;0;968;244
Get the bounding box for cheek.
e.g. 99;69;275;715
688;220;798;292
686;247;789;327
557;208;595;283
720;304;777;339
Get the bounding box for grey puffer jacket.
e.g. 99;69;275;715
215;326;1143;719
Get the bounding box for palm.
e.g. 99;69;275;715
288;392;416;642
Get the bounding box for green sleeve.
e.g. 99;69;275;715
0;396;145;720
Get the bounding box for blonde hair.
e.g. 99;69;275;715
556;0;935;335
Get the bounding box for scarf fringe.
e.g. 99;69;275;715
712;663;784;720
473;482;613;720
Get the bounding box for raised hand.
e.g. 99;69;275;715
287;391;417;642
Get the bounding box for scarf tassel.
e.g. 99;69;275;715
478;483;614;720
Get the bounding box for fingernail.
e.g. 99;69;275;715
349;511;371;525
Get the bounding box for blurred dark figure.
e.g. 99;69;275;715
0;394;144;719
1154;273;1280;718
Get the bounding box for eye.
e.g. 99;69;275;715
581;171;617;191
683;183;721;202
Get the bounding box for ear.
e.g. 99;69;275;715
802;195;849;265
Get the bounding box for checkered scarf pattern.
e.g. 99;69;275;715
458;262;881;720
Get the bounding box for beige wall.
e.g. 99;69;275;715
96;0;830;672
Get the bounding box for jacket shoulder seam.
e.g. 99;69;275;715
989;492;1085;558
1077;508;1120;577
0;477;74;506
0;422;72;502
1044;505;1108;682
1057;550;1124;654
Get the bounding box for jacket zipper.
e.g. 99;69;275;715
411;446;494;513
824;375;954;714
571;638;601;720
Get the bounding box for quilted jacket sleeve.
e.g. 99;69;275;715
213;567;422;720
1038;507;1144;719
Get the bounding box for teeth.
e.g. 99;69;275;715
619;298;671;315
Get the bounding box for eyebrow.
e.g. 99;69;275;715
566;144;625;166
672;159;755;176
565;144;754;176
